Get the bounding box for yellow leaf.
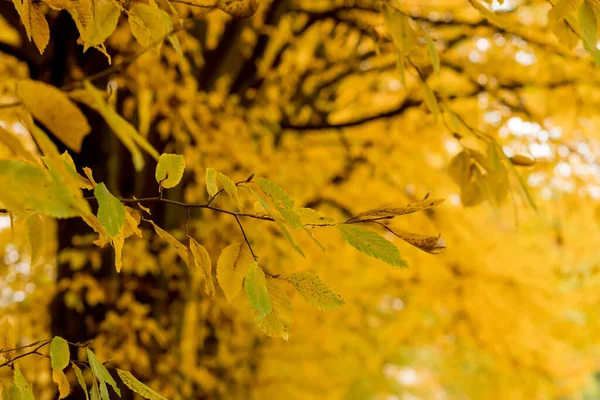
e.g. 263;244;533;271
217;172;243;211
552;20;579;48
0;14;21;46
155;153;186;189
137;88;153;137
205;168;219;198
83;167;98;187
148;220;189;265
82;81;159;170
25;213;44;266
189;237;215;299
423;27;440;75
549;0;583;23
60;151;93;190
383;5;416;85
286;272;344;310
255;278;293;340
128;3;172;49
422;82;440;120
123;207;142;239
391;229;447;254
52;369;70;399
112;232;124;272
0;124;39;166
12;0;50;54
17;80;91;153
0;319;16;360
217;0;260;18
510;153;536;166
216;242;255;303
68;0;120;49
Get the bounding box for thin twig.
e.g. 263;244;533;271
0;341;50;368
0;339;50;354
234;215;257;260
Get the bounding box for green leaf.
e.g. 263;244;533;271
90;378;100;400
155;153;185;188
205;168;219;198
0;159;82;218
13;364;34;400
336;224;407;268
25;213;43;266
216;242;255;303
87;349;121;399
117;369;167;400
244;263;272;319
255;278;293;340
257;177;302;229
217;172;242;211
50;336;70;370
286;272;344;310
94;183;126;237
250;188;305;257
72;363;90;400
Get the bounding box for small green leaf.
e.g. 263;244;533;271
336;224;407;268
287;272;344;310
244;263;272;319
87;349;121;399
205;168;219;198
50;336;70;371
94;183;126;237
72;363;90;400
13;364;34;400
257;177;302;229
117;369;167;400
155;153;185;189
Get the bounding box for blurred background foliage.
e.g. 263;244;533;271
2;0;600;399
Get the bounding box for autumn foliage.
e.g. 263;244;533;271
1;0;600;399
